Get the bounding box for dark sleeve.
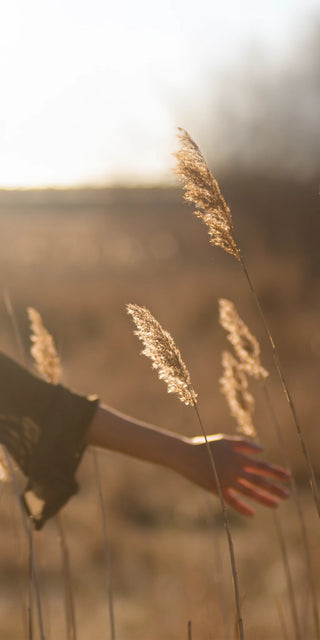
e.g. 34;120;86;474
0;352;99;529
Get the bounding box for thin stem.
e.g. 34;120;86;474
92;451;116;640
28;531;34;640
249;386;302;640
187;620;192;640
276;598;290;640
3;448;46;640
2;296;47;638
56;514;77;640
192;401;244;640
239;252;320;519
273;512;301;640
3;290;26;367
211;512;231;640
263;384;320;639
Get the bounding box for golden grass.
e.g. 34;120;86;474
127;303;197;406
174;128;240;260
220;350;256;438
28;307;62;384
0;183;319;639
127;302;245;639
219;298;268;381
174;129;320;522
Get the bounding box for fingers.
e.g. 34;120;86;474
242;458;291;482
229;438;292;482
223;488;255;517
229;437;263;455
242;472;290;499
222;477;288;516
235;479;280;508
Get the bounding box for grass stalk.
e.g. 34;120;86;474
28;530;34;640
174;129;320;520
263;384;320;639
238;252;320;519
92;451;116;640
2;448;46;640
127;303;244;638
3;289;26;366
2;297;46;639
187;619;192;640
276;598;290;640
27;306;77;640
272;511;301;640
218;297;303;640
211;513;231;640
56;513;77;640
192;400;244;640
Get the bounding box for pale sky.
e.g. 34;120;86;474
0;0;318;187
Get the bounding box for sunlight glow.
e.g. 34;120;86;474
0;0;318;187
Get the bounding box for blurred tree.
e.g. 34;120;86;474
205;16;320;180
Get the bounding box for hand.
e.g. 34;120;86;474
182;434;291;516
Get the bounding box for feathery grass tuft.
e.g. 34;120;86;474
174;129;320;521
219;298;268;381
128;302;244;640
173;128;240;260
28;308;116;638
28;307;77;640
219;304;302;637
127;303;197;406
220;351;256;438
27;307;62;384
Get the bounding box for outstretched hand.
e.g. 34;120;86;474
183;434;291;516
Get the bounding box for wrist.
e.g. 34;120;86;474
167;436;193;478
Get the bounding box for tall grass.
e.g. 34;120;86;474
3;294;46;640
0;137;317;638
28;307;116;640
28;307;77;640
92;450;116;640
218;299;302;639
127;303;245;639
219;297;319;637
174;128;320;520
2;448;46;640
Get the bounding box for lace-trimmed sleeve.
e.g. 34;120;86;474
0;352;99;529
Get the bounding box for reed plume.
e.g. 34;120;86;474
28;307;116;639
27;307;62;384
28;307;77;640
220;351;256;438
173;128;240;260
219;299;306;639
127;302;244;640
127;304;197;406
174;129;320;520
3;296;46;639
219;298;268;381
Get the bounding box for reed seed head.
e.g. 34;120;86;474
220;351;256;438
127;303;197;406
27;307;62;384
173;128;240;260
219;298;269;381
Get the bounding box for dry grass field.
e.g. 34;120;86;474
0;178;319;639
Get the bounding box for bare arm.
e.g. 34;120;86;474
86;403;291;517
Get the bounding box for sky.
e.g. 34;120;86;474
0;0;318;187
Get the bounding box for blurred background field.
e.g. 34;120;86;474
1;1;320;637
0;178;319;639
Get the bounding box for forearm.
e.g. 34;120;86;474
86;403;191;475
